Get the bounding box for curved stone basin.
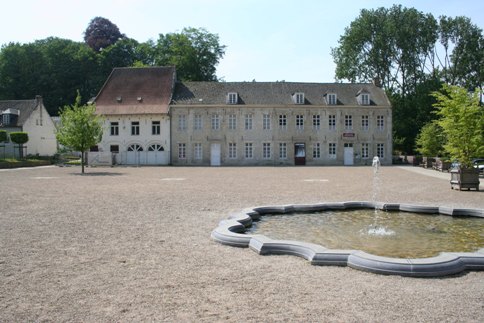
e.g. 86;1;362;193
211;202;484;277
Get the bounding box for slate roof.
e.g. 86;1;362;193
172;82;391;107
0;97;42;127
94;66;176;115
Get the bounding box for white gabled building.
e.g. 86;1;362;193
91;66;176;165
0;96;57;157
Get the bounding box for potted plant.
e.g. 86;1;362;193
432;85;483;191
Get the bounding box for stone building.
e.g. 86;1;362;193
92;67;392;166
170;81;392;166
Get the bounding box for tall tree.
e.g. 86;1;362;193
56;92;104;173
332;5;438;96
332;5;483;154
432;85;484;168
154;27;226;81
84;17;125;52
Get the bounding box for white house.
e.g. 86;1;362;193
0;96;57;157
90;66;176;165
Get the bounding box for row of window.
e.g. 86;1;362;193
176;114;385;131
109;114;385;136
178;142;385;160
110;121;161;136
225;92;370;106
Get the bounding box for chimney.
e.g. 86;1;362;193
35;95;43;106
372;78;382;88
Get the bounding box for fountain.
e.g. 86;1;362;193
211;161;484;277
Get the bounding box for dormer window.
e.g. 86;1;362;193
137;97;143;103
357;92;370;105
293;92;304;104
327;93;337;105
116;96;122;103
227;92;238;104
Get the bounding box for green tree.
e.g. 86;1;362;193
84;16;125;52
0;38;100;116
415;121;446;157
332;5;438;95
438;16;484;92
432;84;484;168
9;132;29;158
0;130;7;142
332;5;484;154
154;27;226;81
56;92;104;173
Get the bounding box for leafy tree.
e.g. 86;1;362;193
438;16;484;92
154;27;226;81
0;38;100;116
415;121;446;157
332;5;438;95
9;132;29;158
56;91;104;173
332;5;484;155
432;84;484;168
84;17;125;52
0;130;7;142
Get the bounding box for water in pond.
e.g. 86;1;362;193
247;209;484;258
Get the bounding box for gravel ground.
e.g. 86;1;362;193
1;165;483;322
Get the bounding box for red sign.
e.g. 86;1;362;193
343;133;355;138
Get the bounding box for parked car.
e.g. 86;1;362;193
473;159;484;174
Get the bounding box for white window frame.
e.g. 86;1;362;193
245;142;253;159
360;93;370;105
296;115;304;130
110;122;119;136
151;121;160;135
262;142;271;159
227;92;238;104
361;115;369;131
263;114;271;130
345;115;353;130
228;114;237;130
328;114;336;131
193;143;202;160
293;92;304;104
279;142;287;159
245;114;253;130
377;143;384;158
178;143;186;159
327;93;337;105
194;114;202;130
377;115;384;131
313;142;321;159
329;143;336;159
312;115;320;130
131;121;140;136
279;114;287;130
211;114;220;130
228;142;237;159
178;115;186;131
361;143;369;159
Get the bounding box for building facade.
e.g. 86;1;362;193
92;67;392;166
170;82;392;166
91;66;176;165
0;96;57;157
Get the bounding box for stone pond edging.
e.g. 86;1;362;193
211;201;484;277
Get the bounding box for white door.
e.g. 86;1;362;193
210;143;221;166
344;147;354;165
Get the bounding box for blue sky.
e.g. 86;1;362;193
1;0;483;82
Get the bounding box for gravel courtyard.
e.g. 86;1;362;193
1;165;483;322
